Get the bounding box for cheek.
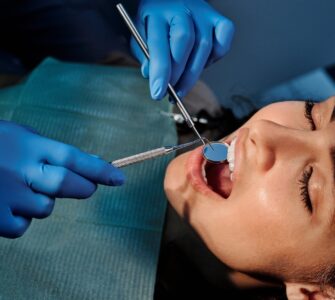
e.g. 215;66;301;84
232;184;286;240
197;181;288;257
232;171;307;246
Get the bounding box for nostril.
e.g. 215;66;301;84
249;127;276;171
248;120;274;148
250;136;256;146
257;147;276;171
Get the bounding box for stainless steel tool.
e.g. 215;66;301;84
112;139;201;168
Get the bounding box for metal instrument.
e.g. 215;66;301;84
112;139;201;168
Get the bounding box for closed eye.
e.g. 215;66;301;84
304;101;316;130
299;166;313;213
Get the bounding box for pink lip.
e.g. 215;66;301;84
186;147;224;199
186;145;234;200
186;147;208;190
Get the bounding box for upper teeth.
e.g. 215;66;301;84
227;137;237;173
201;161;208;183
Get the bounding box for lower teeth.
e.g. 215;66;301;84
202;162;208;183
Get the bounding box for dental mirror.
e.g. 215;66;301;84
203;142;228;164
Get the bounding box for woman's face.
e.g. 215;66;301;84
164;96;335;281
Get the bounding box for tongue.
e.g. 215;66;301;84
205;162;232;198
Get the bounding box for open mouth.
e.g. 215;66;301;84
204;160;232;198
187;138;237;199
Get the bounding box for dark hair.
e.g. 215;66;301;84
317;265;335;292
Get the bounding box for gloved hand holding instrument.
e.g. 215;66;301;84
130;0;235;100
0;121;125;238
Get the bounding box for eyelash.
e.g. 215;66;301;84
304;101;316;130
299;101;316;213
299;167;313;213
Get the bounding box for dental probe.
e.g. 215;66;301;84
116;3;207;147
112;139;201;168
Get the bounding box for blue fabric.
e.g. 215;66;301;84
0;58;177;299
227;68;335;119
254;68;335;107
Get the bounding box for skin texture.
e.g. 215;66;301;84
164;97;335;299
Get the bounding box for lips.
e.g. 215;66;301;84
186;145;234;199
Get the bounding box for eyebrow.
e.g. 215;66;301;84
330;105;335;123
327;106;335;228
329;147;335;230
328;106;335;180
329;108;335;182
332;147;335;183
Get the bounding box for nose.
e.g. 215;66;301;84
248;120;316;171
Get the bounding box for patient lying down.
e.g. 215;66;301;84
164;96;335;300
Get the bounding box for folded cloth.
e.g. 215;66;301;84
0;58;177;300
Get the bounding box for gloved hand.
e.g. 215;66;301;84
131;0;235;100
0;121;125;238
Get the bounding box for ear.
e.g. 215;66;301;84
285;282;335;300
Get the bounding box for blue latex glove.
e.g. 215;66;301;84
131;0;235;100
0;121;125;238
